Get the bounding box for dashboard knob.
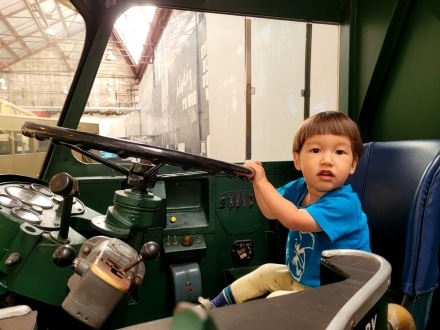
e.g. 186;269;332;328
181;235;193;246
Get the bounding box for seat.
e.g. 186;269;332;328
346;139;440;329
402;149;440;329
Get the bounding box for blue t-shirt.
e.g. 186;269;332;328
277;177;370;288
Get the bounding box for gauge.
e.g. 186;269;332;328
53;195;63;203
30;183;53;197
11;207;42;224
6;186;53;209
0;194;22;208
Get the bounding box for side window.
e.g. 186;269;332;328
0;1;85;178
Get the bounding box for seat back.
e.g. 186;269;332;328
402;150;440;329
346;140;440;328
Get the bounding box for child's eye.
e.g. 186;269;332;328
335;150;345;155
311;148;320;153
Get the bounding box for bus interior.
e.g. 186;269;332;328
0;0;439;329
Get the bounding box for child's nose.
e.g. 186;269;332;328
321;152;333;164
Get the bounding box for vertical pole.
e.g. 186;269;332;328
245;18;252;160
304;23;312;119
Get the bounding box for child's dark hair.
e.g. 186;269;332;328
293;111;364;159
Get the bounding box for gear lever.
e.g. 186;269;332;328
122;241;161;272
49;172;79;243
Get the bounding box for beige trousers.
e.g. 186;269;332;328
230;263;308;303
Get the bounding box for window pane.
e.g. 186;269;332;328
250;19;306;161
0;0;85;177
83;8;339;165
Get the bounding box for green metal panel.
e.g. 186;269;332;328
345;0;440;140
94;0;345;23
356;0;411;139
370;0;440;140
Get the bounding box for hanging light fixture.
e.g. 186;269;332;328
0;78;7;91
106;82;113;92
105;48;116;61
45;28;55;37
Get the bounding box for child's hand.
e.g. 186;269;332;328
243;160;266;183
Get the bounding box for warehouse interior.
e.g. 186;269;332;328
0;0;173;118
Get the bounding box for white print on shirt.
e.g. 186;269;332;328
290;231;315;282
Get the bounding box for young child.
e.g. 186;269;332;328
198;111;371;309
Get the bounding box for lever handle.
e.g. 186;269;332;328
49;172;79;242
122;241;161;272
53;244;76;267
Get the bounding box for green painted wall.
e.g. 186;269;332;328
371;0;440;140
350;0;440;140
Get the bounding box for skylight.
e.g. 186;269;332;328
115;6;156;64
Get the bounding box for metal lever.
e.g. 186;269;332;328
49;172;79;243
122;241;161;272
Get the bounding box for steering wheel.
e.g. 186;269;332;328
22;122;253;184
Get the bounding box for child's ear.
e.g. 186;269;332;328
293;152;301;170
349;156;359;174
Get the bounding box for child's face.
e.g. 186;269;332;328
293;134;358;197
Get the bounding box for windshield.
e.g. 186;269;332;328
0;3;338;178
81;8;339;164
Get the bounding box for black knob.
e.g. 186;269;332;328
140;241;161;260
49;172;79;196
53;244;76;267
